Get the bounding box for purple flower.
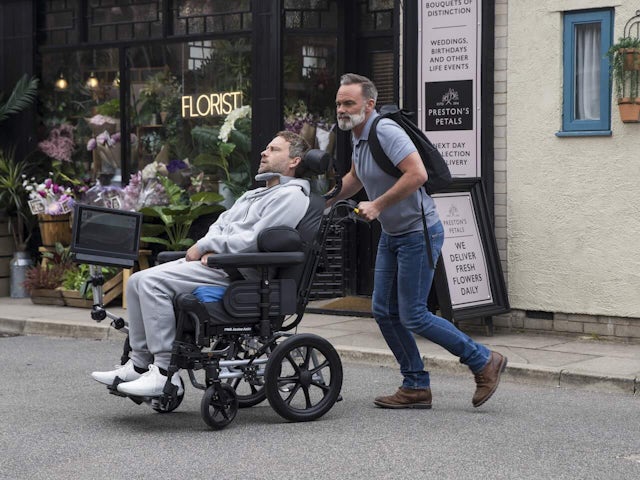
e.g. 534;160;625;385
87;138;97;151
167;159;187;173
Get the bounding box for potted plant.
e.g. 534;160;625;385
0;74;39;123
0;75;39;297
0;148;35;252
607;37;640;122
191;106;253;206
61;263;122;308
140;70;181;125
140;176;224;251
0;148;38;298
23;243;74;305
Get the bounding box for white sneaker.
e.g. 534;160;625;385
91;359;143;386
117;364;184;397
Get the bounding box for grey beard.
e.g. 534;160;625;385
337;110;366;131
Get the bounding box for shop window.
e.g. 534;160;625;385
302;46;329;78
38;48;121;186
88;0;164;42
188;41;215;70
172;0;252;35
357;0;394;32
36;38;252;212
128;39;252;204
559;9;613;135
39;0;80;45
284;0;337;30
371;51;394;105
37;0;252;46
283;36;337;146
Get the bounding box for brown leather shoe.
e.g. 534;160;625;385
374;387;432;409
472;351;507;407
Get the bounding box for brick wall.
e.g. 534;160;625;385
494;0;508;278
493;311;640;342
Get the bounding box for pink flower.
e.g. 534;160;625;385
38;124;76;162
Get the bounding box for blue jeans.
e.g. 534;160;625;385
372;222;491;389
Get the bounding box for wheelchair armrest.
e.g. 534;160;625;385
157;251;186;264
207;252;305;268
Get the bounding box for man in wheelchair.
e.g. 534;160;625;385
91;131;315;397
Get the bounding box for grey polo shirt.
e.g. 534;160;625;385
351;111;440;235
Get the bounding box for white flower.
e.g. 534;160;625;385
141;162;159;181
218;105;251;142
89;114;118;126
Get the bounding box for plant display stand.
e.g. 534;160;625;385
30;288;65;306
61;271;124;308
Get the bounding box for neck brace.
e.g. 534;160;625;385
254;172;282;183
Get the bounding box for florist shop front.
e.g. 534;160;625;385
0;0;404;298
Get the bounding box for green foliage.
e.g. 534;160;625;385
95;99;120;118
40;242;75;271
62;264;118;298
140;176;224;251
0;147;36;250
0;75;39;123
196;39;251;99
607;37;640;99
191;124;252;196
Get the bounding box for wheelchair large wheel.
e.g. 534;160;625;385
226;337;271;408
264;334;342;422
152;375;185;414
200;383;238;430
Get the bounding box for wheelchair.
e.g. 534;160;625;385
73;149;361;430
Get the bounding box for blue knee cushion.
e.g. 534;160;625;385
192;286;227;303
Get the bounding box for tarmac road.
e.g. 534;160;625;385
1;335;639;480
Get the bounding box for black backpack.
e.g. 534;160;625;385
369;104;452;195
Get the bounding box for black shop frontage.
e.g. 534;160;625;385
0;0;497;302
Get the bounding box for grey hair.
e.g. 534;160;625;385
339;73;378;103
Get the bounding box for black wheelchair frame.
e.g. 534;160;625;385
77;151;364;430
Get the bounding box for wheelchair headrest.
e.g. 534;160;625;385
297;149;330;178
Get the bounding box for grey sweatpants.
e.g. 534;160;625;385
125;259;230;369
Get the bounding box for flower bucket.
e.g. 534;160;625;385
38;213;72;247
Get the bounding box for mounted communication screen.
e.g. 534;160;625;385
71;204;143;268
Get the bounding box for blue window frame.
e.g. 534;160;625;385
559;9;613;136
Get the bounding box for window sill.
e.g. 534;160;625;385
555;130;612;137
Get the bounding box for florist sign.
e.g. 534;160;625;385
181;91;243;118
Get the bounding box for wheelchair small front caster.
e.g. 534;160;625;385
200;383;238;430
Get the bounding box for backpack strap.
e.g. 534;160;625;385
368;115;402;179
420;193;434;269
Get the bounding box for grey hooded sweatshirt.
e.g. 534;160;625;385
195;176;311;255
